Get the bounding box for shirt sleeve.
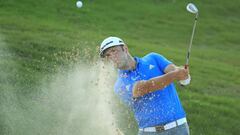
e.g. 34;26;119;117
149;52;172;72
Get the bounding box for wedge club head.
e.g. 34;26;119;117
186;3;198;14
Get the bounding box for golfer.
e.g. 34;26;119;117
100;37;190;135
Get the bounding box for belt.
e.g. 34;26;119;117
139;117;187;132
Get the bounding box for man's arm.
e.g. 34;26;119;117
165;64;191;86
164;63;179;73
132;68;188;98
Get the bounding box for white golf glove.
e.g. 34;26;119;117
179;74;191;86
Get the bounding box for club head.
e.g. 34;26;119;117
186;3;198;14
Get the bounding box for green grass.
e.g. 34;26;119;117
0;0;239;135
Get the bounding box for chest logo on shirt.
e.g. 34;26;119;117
149;64;155;70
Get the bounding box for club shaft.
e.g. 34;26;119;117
185;13;198;68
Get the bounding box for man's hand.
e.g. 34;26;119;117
164;64;190;74
165;64;191;85
174;67;191;85
173;67;189;81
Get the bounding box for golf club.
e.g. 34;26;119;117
180;3;198;86
185;3;198;69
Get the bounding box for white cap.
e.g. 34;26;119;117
100;36;125;57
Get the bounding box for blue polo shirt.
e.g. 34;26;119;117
114;52;186;128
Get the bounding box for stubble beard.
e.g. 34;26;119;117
116;54;131;70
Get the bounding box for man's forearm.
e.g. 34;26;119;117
132;71;177;97
164;64;179;73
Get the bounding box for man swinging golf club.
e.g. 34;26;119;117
100;3;198;135
100;37;190;135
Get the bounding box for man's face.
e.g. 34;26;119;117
103;46;128;69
